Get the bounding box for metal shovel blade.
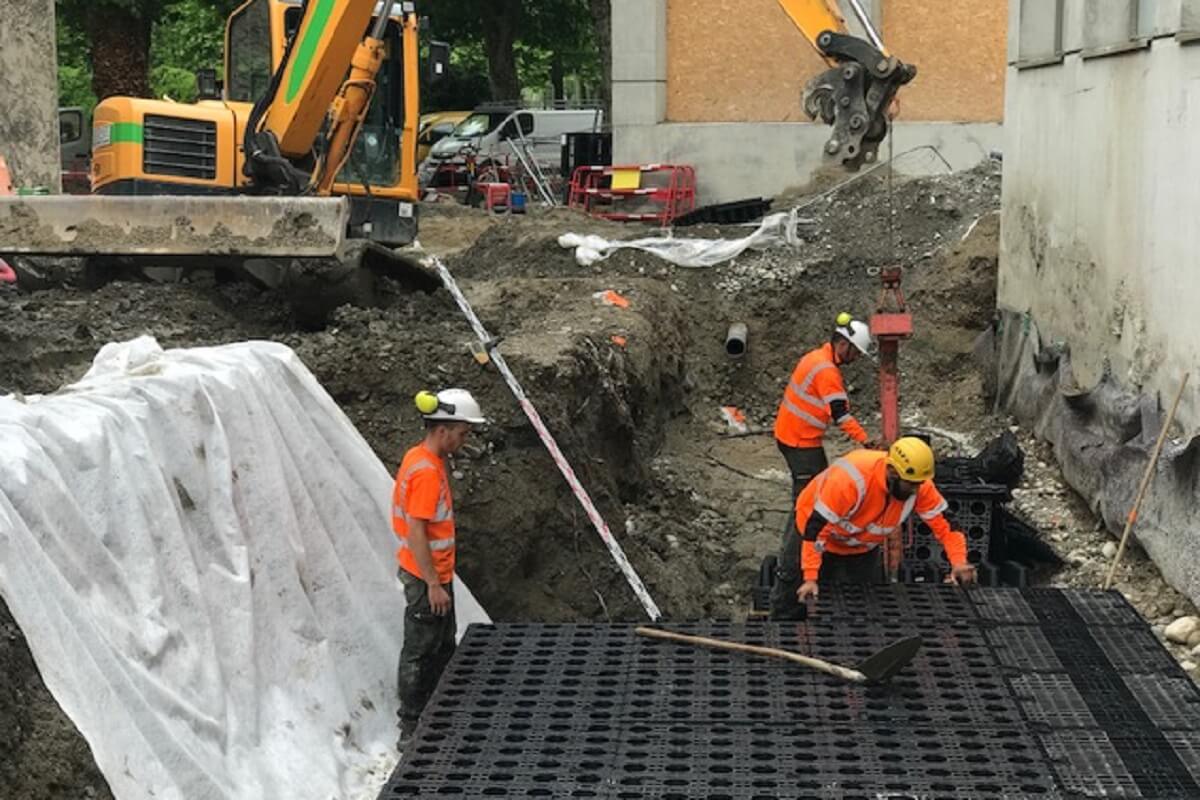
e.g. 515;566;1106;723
854;635;922;684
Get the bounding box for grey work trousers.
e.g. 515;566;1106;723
769;443;829;620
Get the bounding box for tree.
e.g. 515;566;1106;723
480;0;522;102
150;0;226;103
588;0;611;118
523;0;599;104
58;0;168;100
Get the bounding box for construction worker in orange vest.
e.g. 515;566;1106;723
794;437;977;601
770;313;878;619
393;387;485;747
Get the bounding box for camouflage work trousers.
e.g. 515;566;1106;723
397;569;456;735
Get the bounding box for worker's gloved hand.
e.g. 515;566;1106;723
796;581;820;602
949;564;978;586
427;583;453;616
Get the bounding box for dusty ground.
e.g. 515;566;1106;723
2;160;1195;795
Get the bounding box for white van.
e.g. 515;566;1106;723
420;107;603;182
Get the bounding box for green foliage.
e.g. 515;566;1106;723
150;0;226;101
55;0;605;114
421;0;603;108
151;0;226;77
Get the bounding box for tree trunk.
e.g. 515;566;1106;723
88;4;153;100
481;0;521;102
588;0;612;121
550;52;565;105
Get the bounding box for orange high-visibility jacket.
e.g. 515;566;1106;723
795;450;967;581
774;343;868;448
393;443;456;584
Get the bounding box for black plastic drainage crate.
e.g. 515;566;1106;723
381;586;1200;799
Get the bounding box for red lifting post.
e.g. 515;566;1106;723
869;265;912;447
870;265;913;582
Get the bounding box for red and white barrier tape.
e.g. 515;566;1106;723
431;256;662;621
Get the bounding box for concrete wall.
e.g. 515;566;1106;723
612;0;1004;203
997;0;1200;604
0;0;61;191
616;121;1002;203
999;0;1200;434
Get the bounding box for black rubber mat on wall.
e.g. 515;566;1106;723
379;586;1200;799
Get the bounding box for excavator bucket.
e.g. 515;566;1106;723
0;195;350;258
802;34;917;170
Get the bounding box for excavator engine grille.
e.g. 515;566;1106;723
142;115;217;180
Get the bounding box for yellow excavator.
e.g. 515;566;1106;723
777;0;916;169
0;0;909;322
0;0;444;322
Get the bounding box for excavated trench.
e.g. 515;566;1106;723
0;165;1027;796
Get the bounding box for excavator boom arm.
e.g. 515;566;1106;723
775;0;915;170
242;0;400;193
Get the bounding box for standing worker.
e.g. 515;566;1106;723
770;313;877;619
794;437;977;600
393;388;486;747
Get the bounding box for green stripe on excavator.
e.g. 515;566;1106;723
285;0;336;105
111;123;143;144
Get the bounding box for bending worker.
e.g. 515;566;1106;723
795;437;977;600
770;313;877;619
393;388;485;747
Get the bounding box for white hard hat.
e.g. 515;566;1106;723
835;319;874;356
416;388;486;424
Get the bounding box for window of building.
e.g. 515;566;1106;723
1182;0;1200;40
1081;0;1156;56
1016;0;1065;67
1136;0;1159;38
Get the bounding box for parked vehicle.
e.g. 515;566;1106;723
59;106;91;194
420;106;602;191
416;111;470;164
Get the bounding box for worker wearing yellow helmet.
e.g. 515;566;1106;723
393;388;485;748
791;437;977;601
770;312;878;619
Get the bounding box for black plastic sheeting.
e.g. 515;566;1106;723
981;308;1200;605
380;586;1200;799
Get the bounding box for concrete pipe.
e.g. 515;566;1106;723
725;322;748;358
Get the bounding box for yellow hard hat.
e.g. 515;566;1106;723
887;437;935;482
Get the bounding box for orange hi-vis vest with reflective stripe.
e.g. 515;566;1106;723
392;443;456;584
774;343;868;449
795;450;967;581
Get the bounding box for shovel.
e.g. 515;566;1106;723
635;626;922;685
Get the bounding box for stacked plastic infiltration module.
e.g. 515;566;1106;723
381;585;1200;799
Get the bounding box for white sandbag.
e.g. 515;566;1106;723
0;337;489;800
559;209;806;268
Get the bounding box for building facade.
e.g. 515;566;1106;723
996;0;1200;602
611;0;1007;202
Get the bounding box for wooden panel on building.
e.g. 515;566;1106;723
666;0;1006;123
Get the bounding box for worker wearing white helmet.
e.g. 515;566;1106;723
769;313;878;620
393;388;485;748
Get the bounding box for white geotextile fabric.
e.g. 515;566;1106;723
557;209;805;268
0;337;489;800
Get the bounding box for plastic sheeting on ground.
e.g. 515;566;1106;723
557;209;806;268
0;337;489;800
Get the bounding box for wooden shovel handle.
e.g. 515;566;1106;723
635;626;867;683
